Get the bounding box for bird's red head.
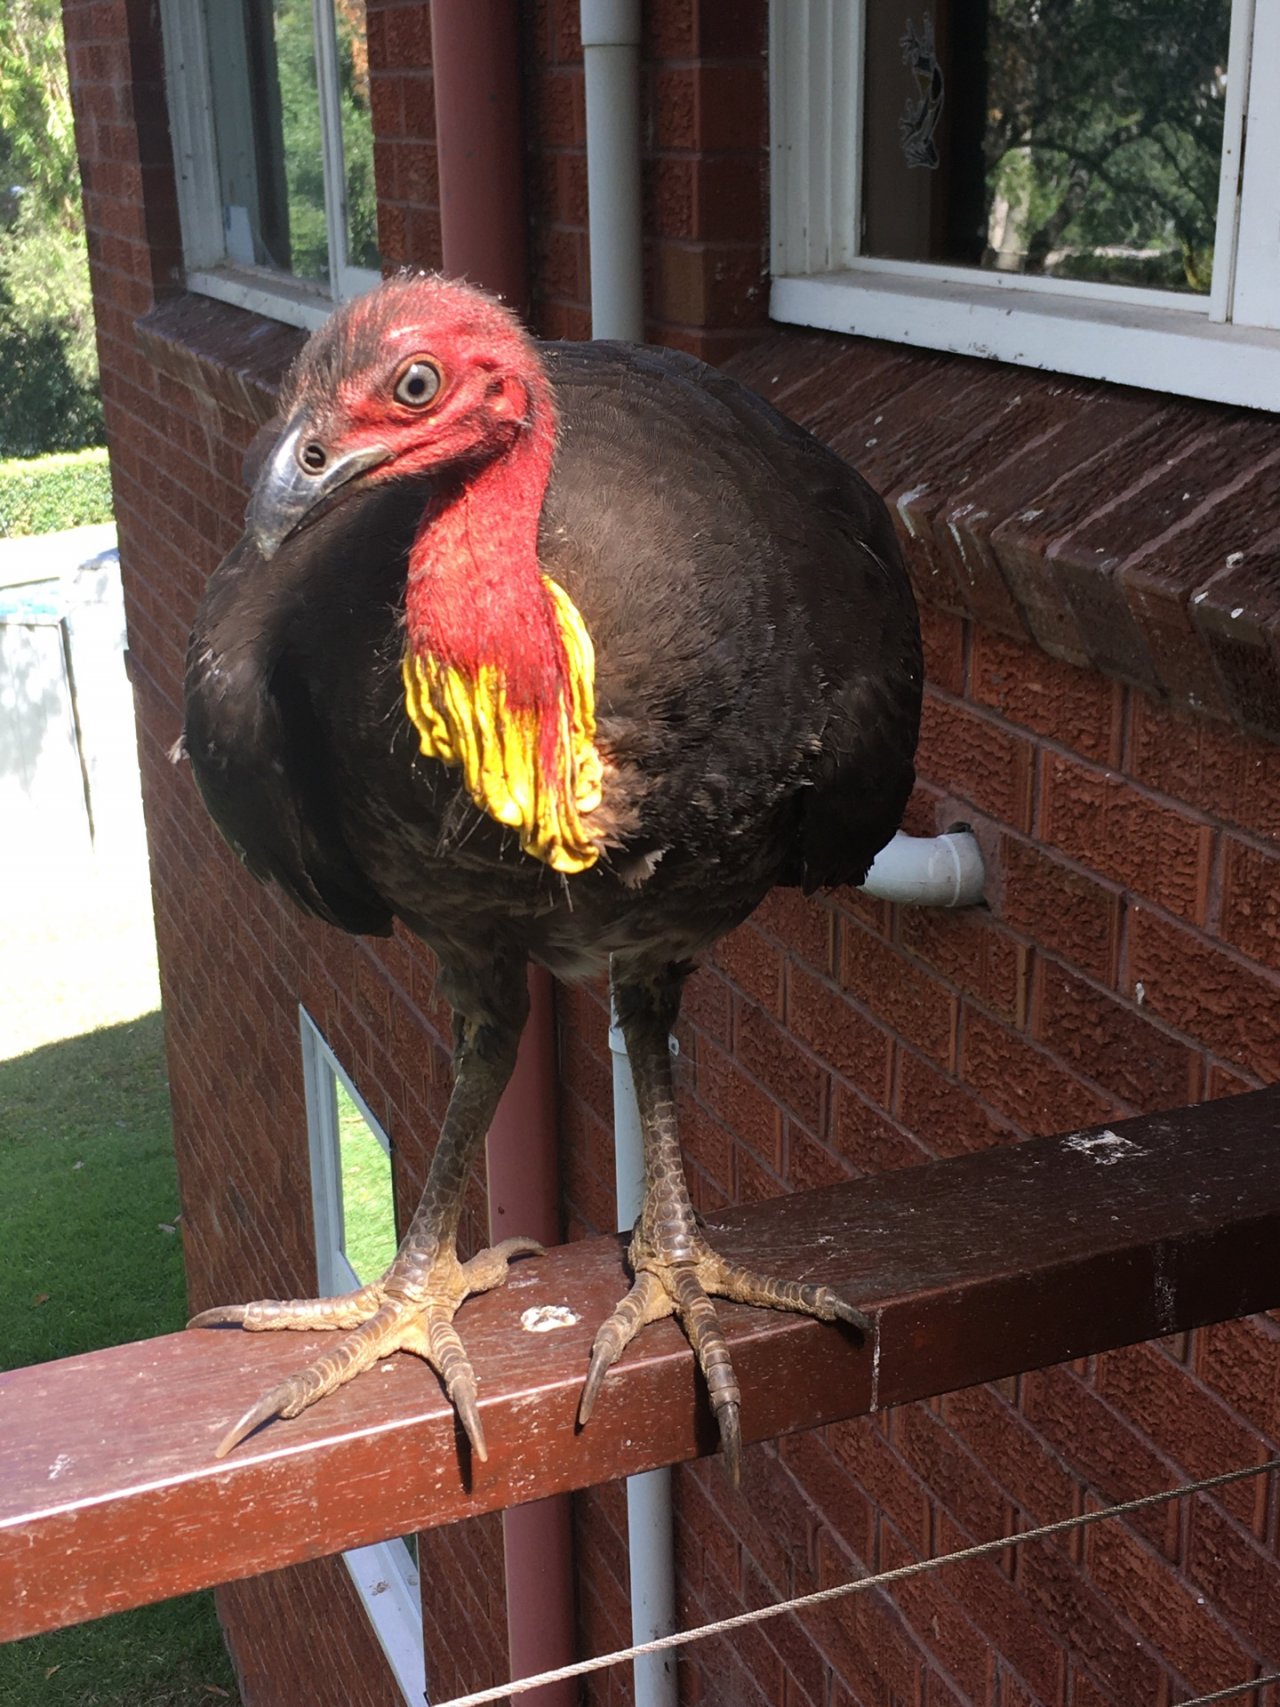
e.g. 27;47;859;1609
247;273;603;875
247;273;554;557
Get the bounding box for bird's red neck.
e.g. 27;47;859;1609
404;386;554;682
401;377;604;873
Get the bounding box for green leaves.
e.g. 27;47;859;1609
0;0;101;458
0;446;110;534
0;0;80;232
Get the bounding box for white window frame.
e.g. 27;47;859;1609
159;0;381;331
769;0;1280;410
299;1008;427;1707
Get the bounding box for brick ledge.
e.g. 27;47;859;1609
726;329;1280;744
135;293;304;428
134;297;1280;743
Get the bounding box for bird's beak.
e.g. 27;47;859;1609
246;415;393;560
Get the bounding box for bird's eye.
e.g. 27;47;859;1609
394;358;443;409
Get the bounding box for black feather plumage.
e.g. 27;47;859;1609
185;334;921;989
182;281;922;1468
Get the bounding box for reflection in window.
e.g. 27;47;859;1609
203;0;378;289
275;0;330;282
862;0;1230;293
338;0;380;272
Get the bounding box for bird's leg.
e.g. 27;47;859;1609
578;970;869;1484
192;990;540;1461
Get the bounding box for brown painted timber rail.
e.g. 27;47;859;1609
4;1090;1280;1642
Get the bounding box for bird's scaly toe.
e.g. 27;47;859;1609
210;1294;405;1457
707;1257;872;1337
578;1269;674;1426
579;1234;867;1484
194;1237;543;1459
189;1280;386;1335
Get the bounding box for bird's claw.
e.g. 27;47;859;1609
830;1295;874;1336
717;1400;743;1488
578;1240;867;1484
192;1239;543;1460
579;1269;672;1427
189;1303;250;1330
189;1280;385;1335
215;1387;296;1459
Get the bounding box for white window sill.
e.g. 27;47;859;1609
771;269;1280;413
185;265;336;333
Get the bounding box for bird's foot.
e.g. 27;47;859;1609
190;1235;543;1460
577;1232;869;1484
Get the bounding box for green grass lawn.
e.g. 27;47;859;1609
336;1082;399;1282
0;854;242;1706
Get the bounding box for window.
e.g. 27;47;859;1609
769;0;1280;408
160;0;380;330
299;1010;426;1707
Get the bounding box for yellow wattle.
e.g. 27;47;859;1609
402;575;604;874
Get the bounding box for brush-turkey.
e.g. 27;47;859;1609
183;274;922;1479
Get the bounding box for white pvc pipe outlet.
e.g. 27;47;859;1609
859;828;986;908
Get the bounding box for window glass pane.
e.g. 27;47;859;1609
275;0;332;282
862;1;1231;294
204;0;329;283
336;0;380;272
336;1082;397;1283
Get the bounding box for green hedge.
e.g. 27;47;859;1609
0;446;112;537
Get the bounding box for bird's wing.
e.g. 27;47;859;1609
183;529;395;936
539;341;922;891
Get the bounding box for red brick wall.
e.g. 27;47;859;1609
64;0;1280;1703
635;662;1280;1707
548;332;1280;1707
368;0;442;272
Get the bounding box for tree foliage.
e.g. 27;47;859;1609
0;0;80;225
272;0;378;281
0;0;103;457
982;0;1228;291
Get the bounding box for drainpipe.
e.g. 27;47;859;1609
580;7;679;1707
608;1004;680;1707
429;0;529;313
434;12;985;1704
485;971;575;1707
581;0;644;341
429;8;576;1705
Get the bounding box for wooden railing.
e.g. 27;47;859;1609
3;1089;1279;1644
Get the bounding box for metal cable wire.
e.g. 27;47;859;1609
430;1455;1280;1707
1176;1675;1280;1705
